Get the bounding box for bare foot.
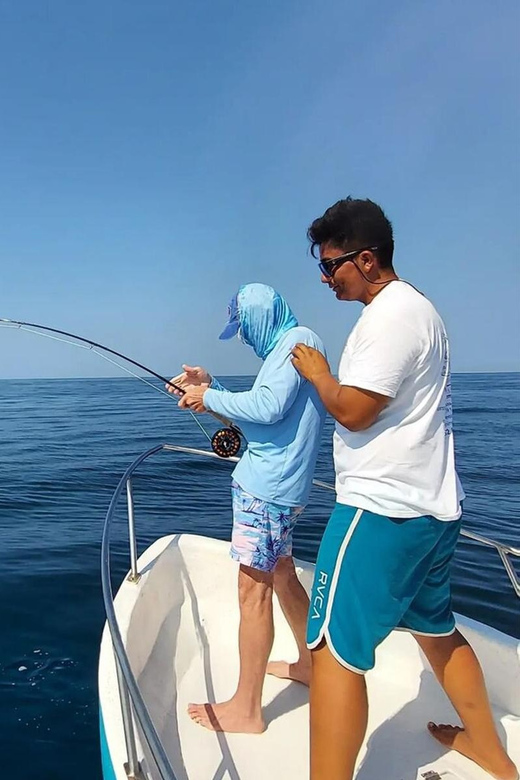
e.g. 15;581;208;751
427;722;518;780
266;660;310;686
187;699;266;734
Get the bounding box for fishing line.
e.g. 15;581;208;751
5;323;215;443
0;318;242;457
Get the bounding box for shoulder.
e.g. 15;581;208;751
380;281;439;315
361;282;442;332
281;326;326;353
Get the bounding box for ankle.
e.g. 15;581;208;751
230;693;262;718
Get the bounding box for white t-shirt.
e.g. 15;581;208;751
334;280;464;520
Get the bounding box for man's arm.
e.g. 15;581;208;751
308;371;388;431
291;345;388;431
202;353;302;424
292;313;420;431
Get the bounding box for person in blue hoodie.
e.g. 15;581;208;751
167;283;326;734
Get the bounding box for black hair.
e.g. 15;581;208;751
308;197;394;268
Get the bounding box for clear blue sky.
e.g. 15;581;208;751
1;0;519;378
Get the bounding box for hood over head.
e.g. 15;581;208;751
219;283;298;360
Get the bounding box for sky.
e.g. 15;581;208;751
0;0;519;379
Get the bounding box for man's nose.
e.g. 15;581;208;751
321;272;332;285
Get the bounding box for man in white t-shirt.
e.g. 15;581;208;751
291;197;517;780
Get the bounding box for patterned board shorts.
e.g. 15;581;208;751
230;480;304;572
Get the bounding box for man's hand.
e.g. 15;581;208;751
166;365;211;396
291;344;331;383
177;383;209;413
291;344;388;430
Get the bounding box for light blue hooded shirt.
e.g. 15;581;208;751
204;284;327;506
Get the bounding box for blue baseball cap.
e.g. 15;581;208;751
218;294;240;340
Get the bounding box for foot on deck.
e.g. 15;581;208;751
427;723;518;780
187;700;266;734
266;660;311;686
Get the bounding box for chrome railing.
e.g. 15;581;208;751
100;444;520;780
101;444;173;780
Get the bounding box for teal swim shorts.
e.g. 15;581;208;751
307;503;462;673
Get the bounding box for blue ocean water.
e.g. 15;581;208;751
0;374;518;780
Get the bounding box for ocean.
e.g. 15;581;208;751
0;374;518;779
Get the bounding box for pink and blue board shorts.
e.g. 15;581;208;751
230;480;304;572
307;503;462;673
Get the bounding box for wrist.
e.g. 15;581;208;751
309;369;333;386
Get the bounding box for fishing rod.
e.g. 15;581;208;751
0;317;242;458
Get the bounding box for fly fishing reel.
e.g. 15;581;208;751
211;427;241;458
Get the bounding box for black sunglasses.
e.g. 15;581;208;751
318;245;379;278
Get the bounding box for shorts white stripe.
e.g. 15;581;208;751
325;628;367;674
307;508;364;660
394;626;457;638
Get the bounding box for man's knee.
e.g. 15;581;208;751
238;564;273;609
414;628;467;658
273;556;298;589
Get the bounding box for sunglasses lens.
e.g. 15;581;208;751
319;263;331;277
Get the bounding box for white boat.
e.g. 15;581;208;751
98;444;520;780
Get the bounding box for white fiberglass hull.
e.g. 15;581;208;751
99;533;520;780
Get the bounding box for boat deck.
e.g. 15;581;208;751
99;534;520;780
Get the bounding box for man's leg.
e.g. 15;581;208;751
188;564;274;733
267;555;311;685
417;631;518;780
310;640;368;780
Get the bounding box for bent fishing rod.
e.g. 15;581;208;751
0;317;242;458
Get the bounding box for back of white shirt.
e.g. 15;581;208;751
334;281;464;520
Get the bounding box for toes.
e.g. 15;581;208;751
189;710;208;727
427;721;463;741
438;724;462;732
187;703;221;731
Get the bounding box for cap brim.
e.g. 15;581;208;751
219;320;240;340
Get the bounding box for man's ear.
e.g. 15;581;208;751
360;250;375;271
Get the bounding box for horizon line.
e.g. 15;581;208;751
0;370;519;381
